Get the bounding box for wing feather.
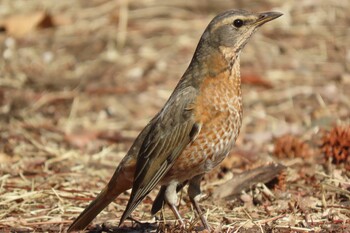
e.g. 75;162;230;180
119;86;200;225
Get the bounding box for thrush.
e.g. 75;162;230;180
68;9;282;232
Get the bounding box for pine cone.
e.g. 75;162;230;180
273;134;313;159
321;125;350;169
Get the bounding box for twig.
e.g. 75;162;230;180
117;0;129;50
23;220;72;226
274;225;314;232
257;214;287;224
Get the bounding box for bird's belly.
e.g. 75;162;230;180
163;110;242;183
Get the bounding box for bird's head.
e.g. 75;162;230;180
202;10;282;54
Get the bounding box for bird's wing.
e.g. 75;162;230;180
119;85;201;225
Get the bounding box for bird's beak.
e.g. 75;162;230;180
254;12;283;26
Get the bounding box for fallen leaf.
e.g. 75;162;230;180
242;74;273;88
0;11;54;37
64;131;100;149
0;152;19;163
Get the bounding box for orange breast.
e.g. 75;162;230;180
165;59;243;182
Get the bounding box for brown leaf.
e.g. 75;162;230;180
0;152;19;164
64;130;131;149
242;74;273;88
97;131;132;143
64;131;100;149
0;11;54;37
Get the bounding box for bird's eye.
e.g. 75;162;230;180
233;19;244;28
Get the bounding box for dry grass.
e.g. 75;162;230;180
0;0;349;232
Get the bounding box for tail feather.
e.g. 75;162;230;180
68;187;119;232
68;118;149;232
68;164;134;232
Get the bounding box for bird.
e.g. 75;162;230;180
68;9;282;232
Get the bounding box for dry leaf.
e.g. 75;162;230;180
242;74;273;88
0;11;54;37
0;152;18;164
64;131;100;149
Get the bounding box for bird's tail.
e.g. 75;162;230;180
67;187;117;232
68;166;133;232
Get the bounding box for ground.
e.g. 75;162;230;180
0;0;349;232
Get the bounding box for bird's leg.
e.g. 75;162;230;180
188;174;210;230
164;181;185;228
168;202;185;228
152;181;188;216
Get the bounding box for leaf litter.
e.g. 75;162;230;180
0;0;349;232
